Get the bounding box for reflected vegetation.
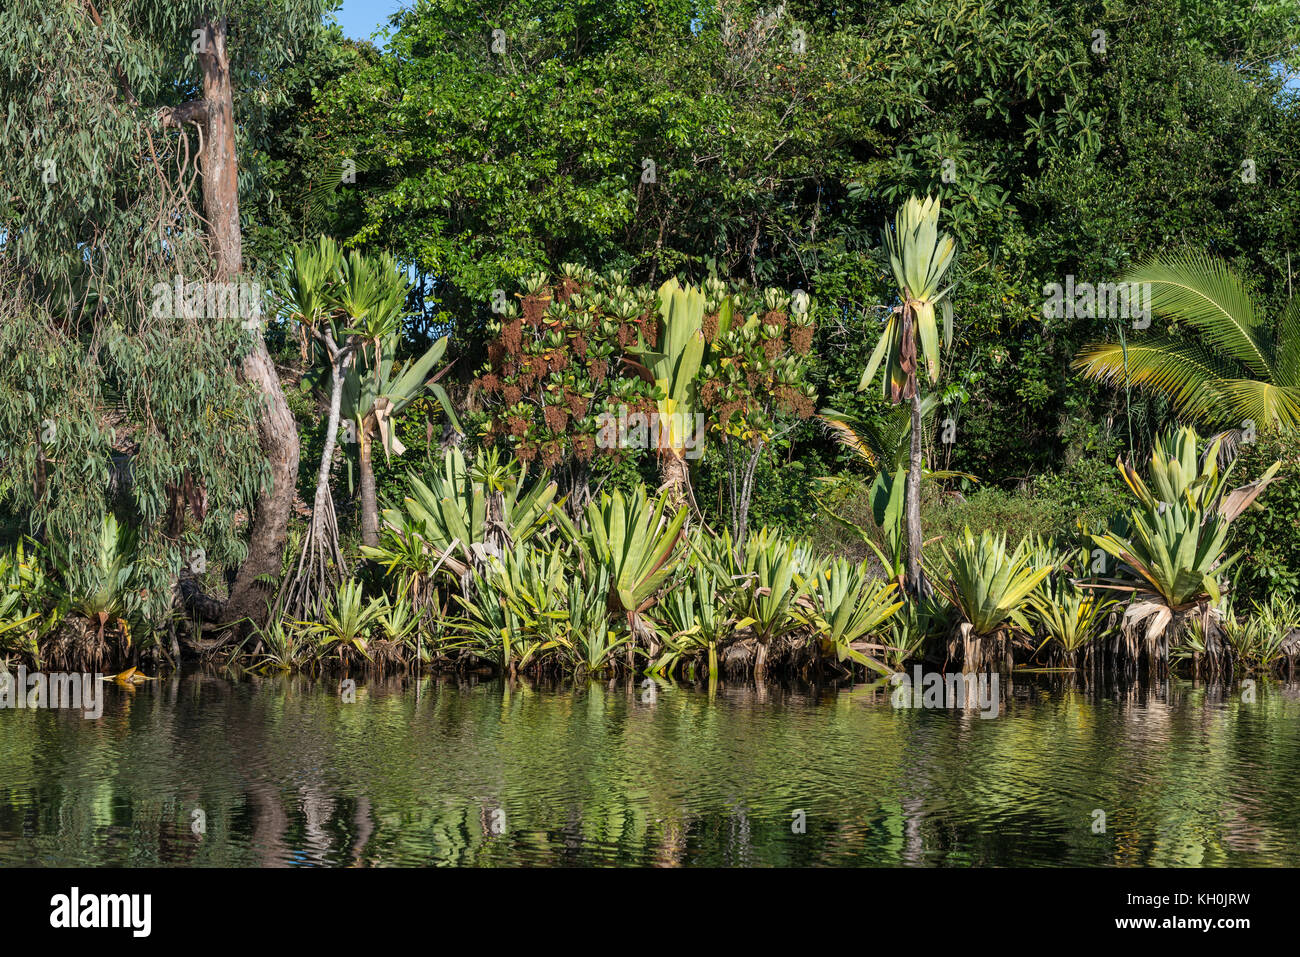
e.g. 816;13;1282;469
2;672;1298;866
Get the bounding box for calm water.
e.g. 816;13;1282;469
1;671;1298;867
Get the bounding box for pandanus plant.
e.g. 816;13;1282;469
1089;427;1279;664
46;513;139;667
1218;594;1300;673
800;557;904;675
859;196;957;596
642;278;712;510
362;447;561;607
342;331;459;548
559;566;633;675
297;579;385;670
276;237;351;618
456;544;570;677
649;564;753;684
932;528;1053;672
734;529;819;679
1024;544;1118;666
0;540;52;664
337;248;408;371
575;487;687;664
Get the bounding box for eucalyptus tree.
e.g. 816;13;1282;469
0;1;332;636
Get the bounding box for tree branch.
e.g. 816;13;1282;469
160;100;211;128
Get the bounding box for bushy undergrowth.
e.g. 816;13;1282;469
3;429;1295;684
1231;430;1300;604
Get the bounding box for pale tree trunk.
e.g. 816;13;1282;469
905;392;927;597
359;427;379;549
733;440;763;556
276;336;350;619
724;440;762;556
176;17;300;627
316;354;347;506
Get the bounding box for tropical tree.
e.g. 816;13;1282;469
1074;253;1300;432
342;332;459;548
642;278;708;510
698;284;818;552
1089;427;1280;663
859;195;958;596
275;237;353;619
473;266;659;510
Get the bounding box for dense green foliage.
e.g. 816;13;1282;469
269;0;1300;488
1;0;1297;680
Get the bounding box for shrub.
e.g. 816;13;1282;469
1231;429;1300;603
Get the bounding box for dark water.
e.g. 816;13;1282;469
1;671;1298;867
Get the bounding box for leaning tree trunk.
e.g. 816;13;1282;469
278;341;351;619
359;427;379;549
180;17;300;628
905;392;927;597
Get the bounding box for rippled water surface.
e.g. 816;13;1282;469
2;672;1298;866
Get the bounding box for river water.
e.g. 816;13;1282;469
2;671;1297;866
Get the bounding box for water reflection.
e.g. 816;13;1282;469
1;671;1297;866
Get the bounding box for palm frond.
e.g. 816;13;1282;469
1274;295;1300;385
1213;379;1300;431
1073;339;1235;423
1123;253;1273;379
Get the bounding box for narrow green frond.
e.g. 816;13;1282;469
1073;339;1235;423
1214;380;1300;431
1123;253;1273;379
1275;295;1300;386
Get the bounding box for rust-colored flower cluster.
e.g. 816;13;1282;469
475;266;660;468
476;270;819;467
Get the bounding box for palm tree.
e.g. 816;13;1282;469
1074;253;1300;432
859;195;958;596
